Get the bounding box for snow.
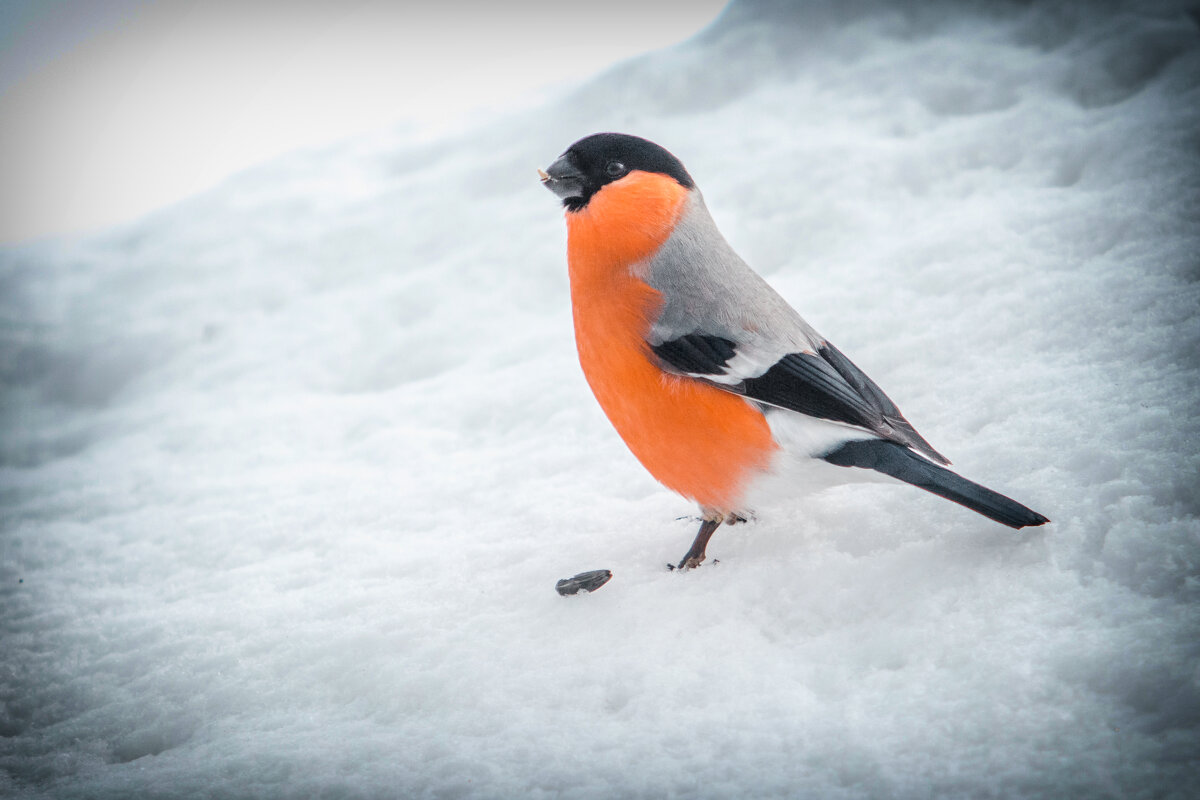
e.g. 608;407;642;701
2;1;1199;797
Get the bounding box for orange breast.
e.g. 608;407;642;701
565;172;778;513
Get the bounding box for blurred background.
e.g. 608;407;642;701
0;0;725;241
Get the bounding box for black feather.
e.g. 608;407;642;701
650;335;880;428
818;342;950;465
650;334;950;466
741;352;882;430
650;334;737;377
824;439;1049;529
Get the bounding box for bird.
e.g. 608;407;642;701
539;132;1048;570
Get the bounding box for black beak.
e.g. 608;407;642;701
539;153;586;204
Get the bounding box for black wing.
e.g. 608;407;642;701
818;341;948;464
649;333;950;465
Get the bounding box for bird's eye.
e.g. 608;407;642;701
605;160;626;177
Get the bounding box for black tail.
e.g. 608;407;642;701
824;440;1049;529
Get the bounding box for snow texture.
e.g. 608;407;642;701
2;1;1199;797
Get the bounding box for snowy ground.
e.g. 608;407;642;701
3;1;1199;797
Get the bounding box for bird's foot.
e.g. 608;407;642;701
670;517;722;571
667;557;720;571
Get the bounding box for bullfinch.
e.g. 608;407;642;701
540;132;1048;570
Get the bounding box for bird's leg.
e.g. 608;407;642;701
676;517;723;570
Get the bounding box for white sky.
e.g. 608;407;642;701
0;0;726;243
